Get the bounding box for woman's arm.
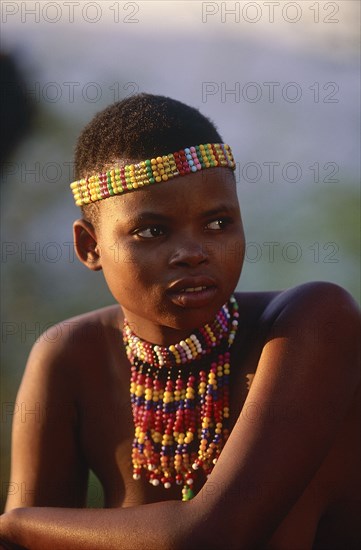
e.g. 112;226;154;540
1;501;193;550
1;282;359;549
5;323;89;511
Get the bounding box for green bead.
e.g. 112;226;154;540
182;486;194;501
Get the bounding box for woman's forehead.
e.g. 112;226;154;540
98;168;238;219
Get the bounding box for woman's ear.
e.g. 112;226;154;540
73;219;102;271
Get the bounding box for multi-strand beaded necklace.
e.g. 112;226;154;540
123;295;239;501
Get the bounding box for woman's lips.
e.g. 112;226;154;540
167;278;218;307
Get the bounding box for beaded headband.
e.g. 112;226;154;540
70;143;235;206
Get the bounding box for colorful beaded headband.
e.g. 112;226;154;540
70;143;235;206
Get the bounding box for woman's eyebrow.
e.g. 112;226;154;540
201;204;237;218
128;211;173;224
124;204;237;226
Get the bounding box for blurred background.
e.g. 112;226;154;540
1;0;360;511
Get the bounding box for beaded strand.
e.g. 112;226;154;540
124;296;239;501
70;143;235;206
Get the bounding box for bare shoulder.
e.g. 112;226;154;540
268;280;358;313
17;304;125;408
28;304;123;368
237;281;360;341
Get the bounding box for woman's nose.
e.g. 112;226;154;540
169;238;209;268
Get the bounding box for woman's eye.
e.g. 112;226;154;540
135;226;165;238
206;219;228;230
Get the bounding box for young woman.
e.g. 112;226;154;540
2;94;359;549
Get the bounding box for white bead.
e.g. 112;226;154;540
164;482;171;489
186;478;194;485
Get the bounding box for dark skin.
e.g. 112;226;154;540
1;169;360;549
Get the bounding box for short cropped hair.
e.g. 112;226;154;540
74;93;222;226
